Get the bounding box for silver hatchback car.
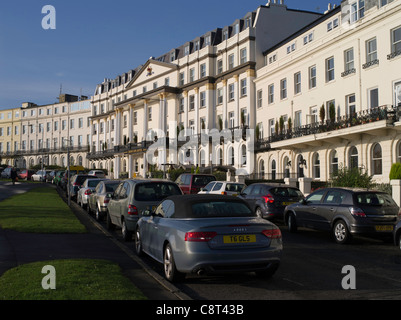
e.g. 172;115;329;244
135;194;282;282
106;179;183;241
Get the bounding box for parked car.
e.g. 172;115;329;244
31;170;52;182
60;166;86;190
393;218;401;251
175;174;216;194
47;170;57;182
107;179;183;241
135;194;282;282
1;167;21;179
52;171;65;185
239;183;304;220
18;169;35;180
284;187;399;244
77;178;105;209
69;174;99;200
88;170;106;178
87;180;122;221
198;181;246;196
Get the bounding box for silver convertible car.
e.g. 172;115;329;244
135;194;283;282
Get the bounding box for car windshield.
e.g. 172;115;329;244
355;192;395;207
192;176;215;186
135;182;182;201
191;201;254;218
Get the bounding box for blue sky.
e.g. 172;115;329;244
0;0;338;110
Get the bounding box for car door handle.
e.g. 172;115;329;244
330;208;335;212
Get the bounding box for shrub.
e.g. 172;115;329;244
389;163;401;180
330;166;373;189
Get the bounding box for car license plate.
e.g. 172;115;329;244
282;202;295;206
375;225;393;232
223;235;256;244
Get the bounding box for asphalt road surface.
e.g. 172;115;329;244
134;224;401;300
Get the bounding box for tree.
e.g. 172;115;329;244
288;117;293;132
279;116;284;134
329;102;336;123
389;163;401;180
319;104;325;124
241;110;246;127
218;116;223;131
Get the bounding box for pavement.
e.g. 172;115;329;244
0;181;191;300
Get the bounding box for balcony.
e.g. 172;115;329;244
362;59;379;69
7;145;90;157
387;50;401;60
255;105;397;152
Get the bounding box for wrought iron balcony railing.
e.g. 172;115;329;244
255;105;397;152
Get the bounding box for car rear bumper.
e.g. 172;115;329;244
175;245;282;274
350;223;396;237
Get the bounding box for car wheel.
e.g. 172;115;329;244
255;207;263;218
106;211;115;230
164;243;184;282
95;207;102;221
135;228;143;256
287;213;298;233
333;220;352;244
121;219;132;241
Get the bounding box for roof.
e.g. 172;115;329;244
164;194;250;218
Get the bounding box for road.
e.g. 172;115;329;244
78;196;401;300
116;222;401;300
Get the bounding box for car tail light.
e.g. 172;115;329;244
262;228;282;239
128;205;138;215
185;231;217;242
221;191;227;195
84;189;92;195
349;207;366;218
262;193;275;204
103;198;110;204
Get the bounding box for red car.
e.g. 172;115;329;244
18;169;35;180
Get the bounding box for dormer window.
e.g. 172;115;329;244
223;30;228;41
184;45;190;56
194;40;200;51
350;0;365;23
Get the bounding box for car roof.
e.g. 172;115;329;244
162;194;249;218
250;183;296;188
316;187;384;193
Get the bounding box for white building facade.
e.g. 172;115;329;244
17;96;92;169
88;1;322;179
254;0;401;184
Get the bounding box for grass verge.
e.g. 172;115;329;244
0;259;147;300
0;186;86;233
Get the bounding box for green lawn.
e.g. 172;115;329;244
0;186;86;233
0;259;147;300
